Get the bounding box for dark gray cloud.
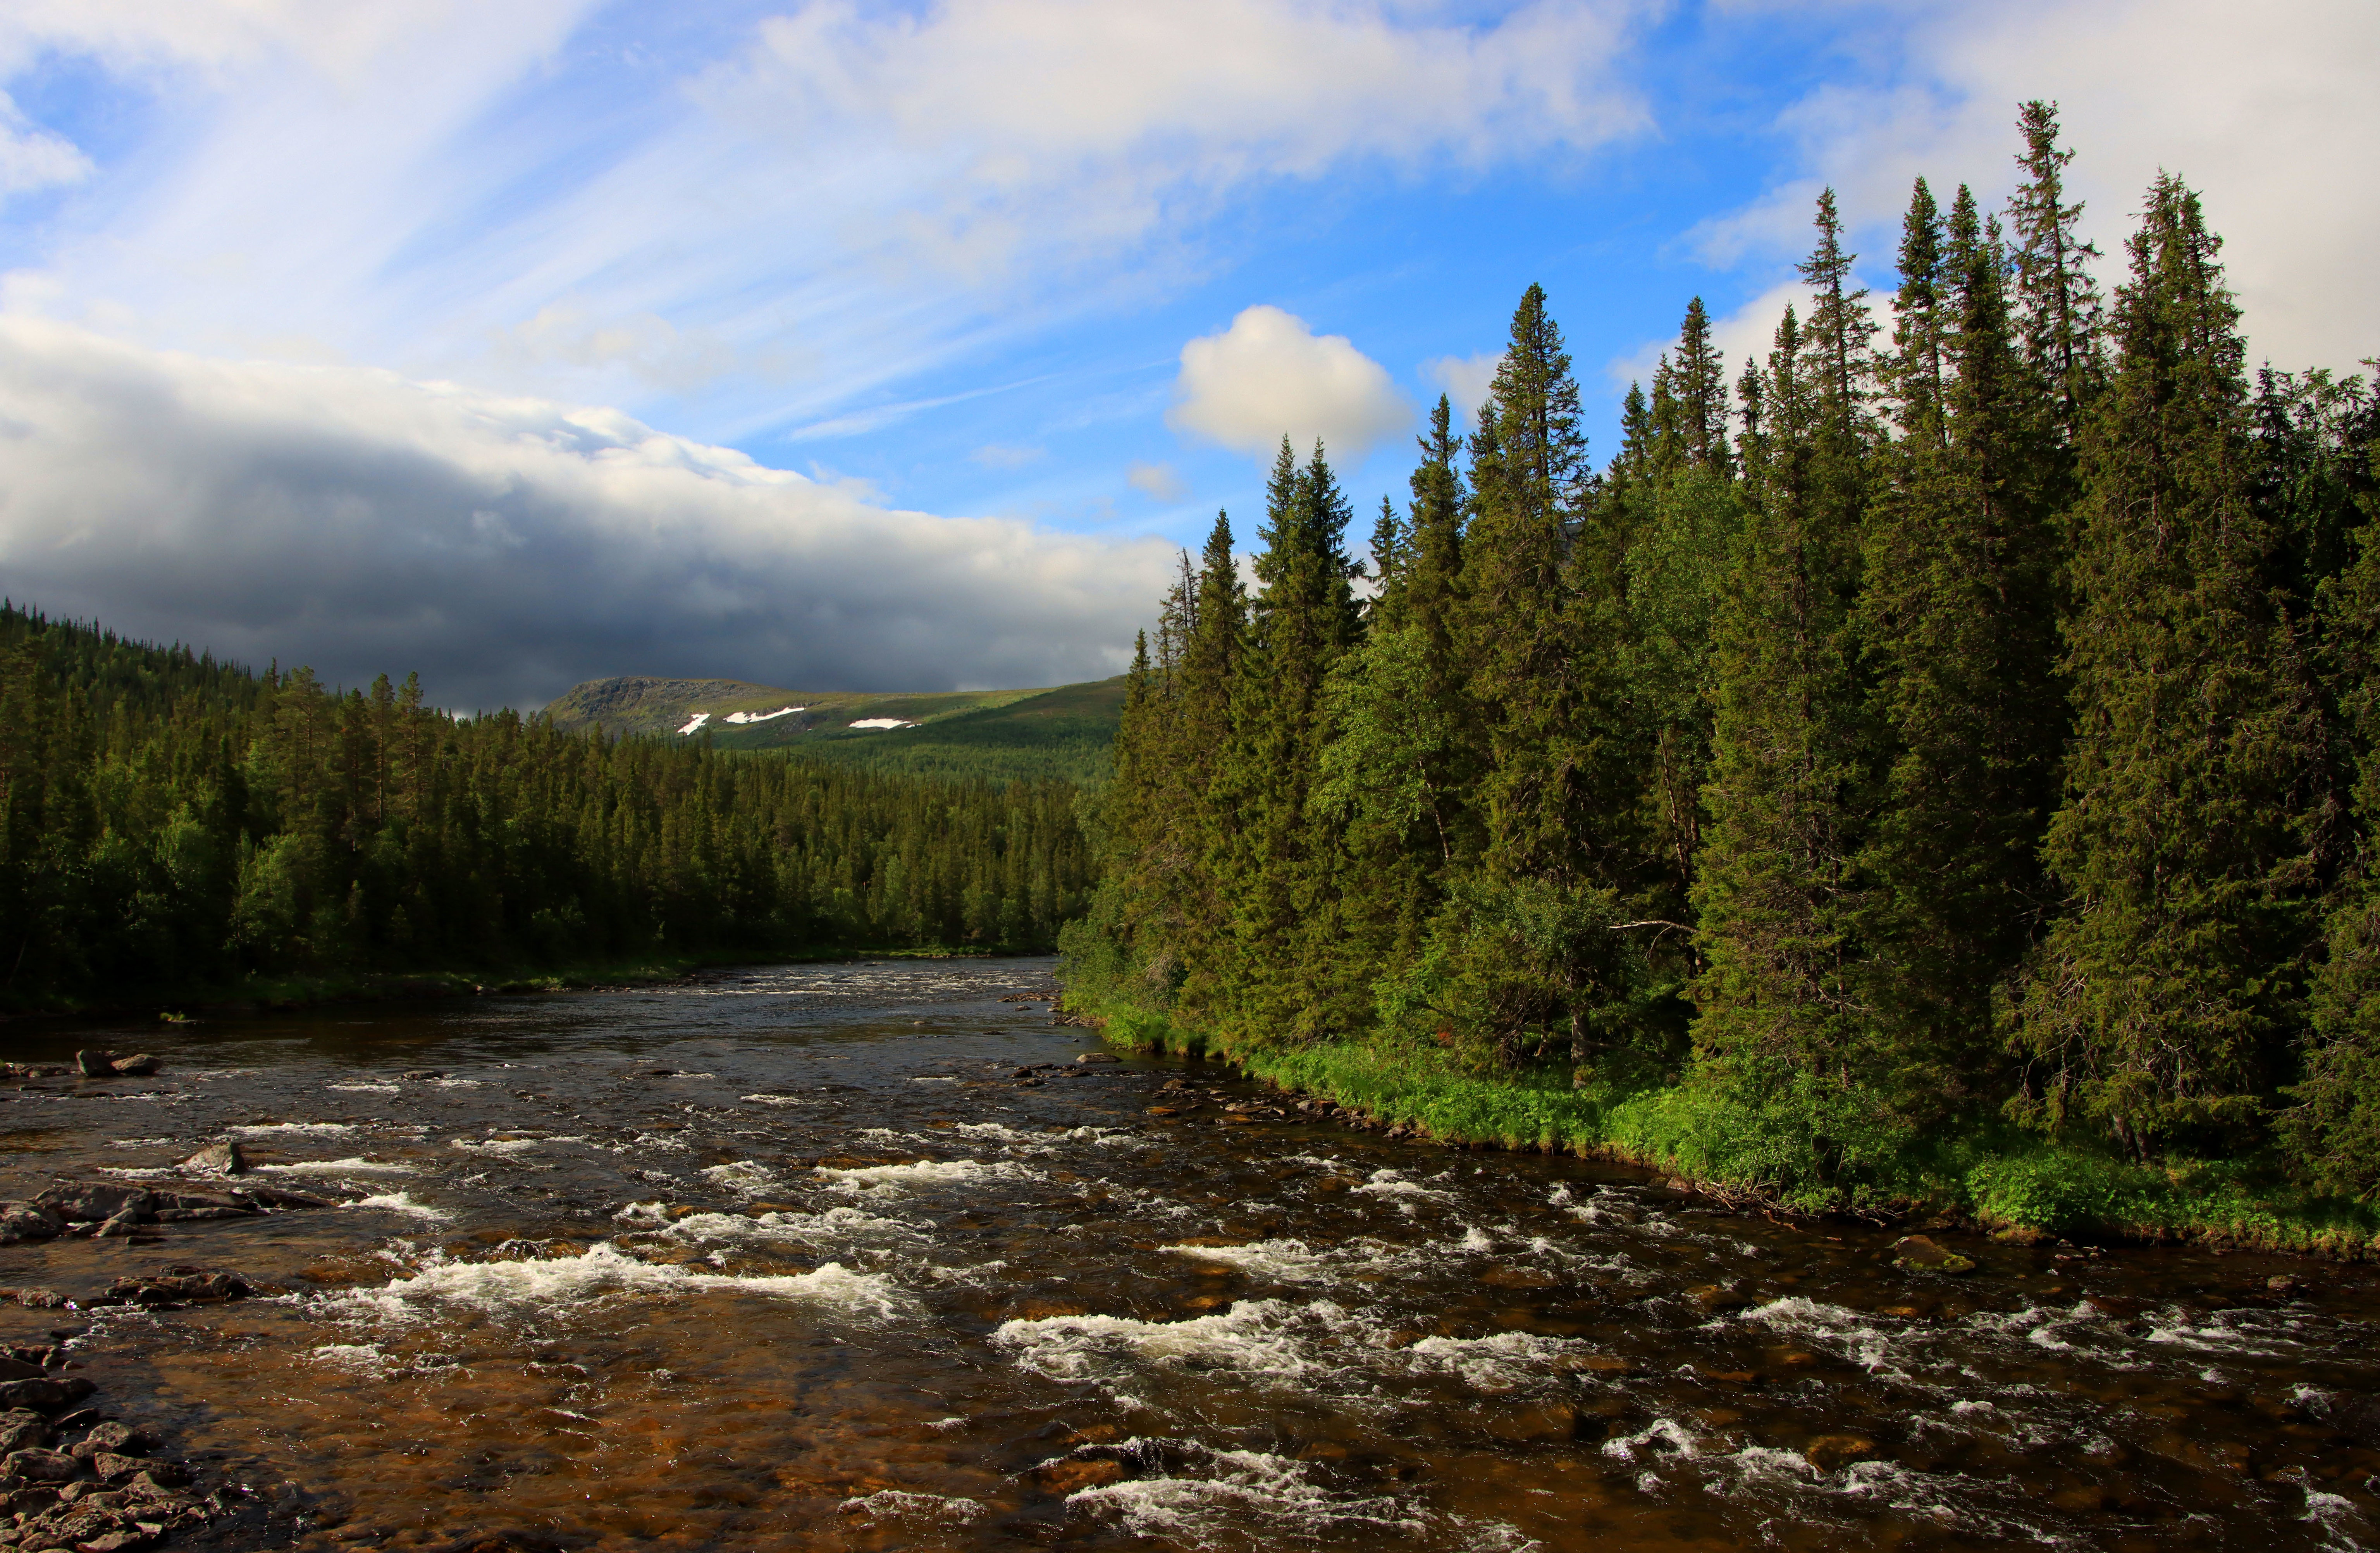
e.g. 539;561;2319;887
0;321;1173;709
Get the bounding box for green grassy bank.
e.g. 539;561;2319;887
1069;994;2380;1262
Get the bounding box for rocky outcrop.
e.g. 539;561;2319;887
0;1203;65;1246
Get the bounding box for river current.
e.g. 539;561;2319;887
2;958;2376;1551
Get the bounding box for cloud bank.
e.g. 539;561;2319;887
0;321;1172;709
1169;305;1413;464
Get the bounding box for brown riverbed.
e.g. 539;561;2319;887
2;957;2376;1551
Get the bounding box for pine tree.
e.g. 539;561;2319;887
2007;175;2318;1157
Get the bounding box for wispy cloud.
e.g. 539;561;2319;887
1126;460;1187;501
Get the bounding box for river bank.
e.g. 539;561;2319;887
1067;995;2380;1262
0;944;1014;1026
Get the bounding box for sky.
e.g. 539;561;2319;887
0;0;2372;709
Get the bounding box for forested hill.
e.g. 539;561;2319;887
1068;103;2380;1213
545;674;1125;785
0;606;1092;1012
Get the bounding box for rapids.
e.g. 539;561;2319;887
1;957;2375;1551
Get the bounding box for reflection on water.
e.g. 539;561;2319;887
3;958;2377;1551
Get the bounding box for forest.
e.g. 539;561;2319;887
1065;103;2380;1215
0;604;1091;1011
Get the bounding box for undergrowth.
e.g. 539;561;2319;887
1071;992;2380;1260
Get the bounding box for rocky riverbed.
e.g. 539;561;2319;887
1;958;2376;1551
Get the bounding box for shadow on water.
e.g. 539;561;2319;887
3;958;2377;1551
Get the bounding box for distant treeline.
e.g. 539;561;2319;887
1070;103;2380;1200
0;609;1090;1008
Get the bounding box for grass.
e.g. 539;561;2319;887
1072;993;2380;1260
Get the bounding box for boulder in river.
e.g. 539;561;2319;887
0;1410;49;1453
108;1055;162;1077
2;1445;83;1482
0;1376;95;1413
1890;1235;1976;1274
0;1203;64;1245
0;1287;67;1310
103;1271;251;1307
178;1141;249;1177
29;1185;153;1226
1074;1052;1119;1064
73;1050;121;1078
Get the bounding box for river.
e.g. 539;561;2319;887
1;957;2375;1551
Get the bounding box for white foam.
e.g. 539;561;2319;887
310;1343;394;1376
1353;1168;1446;1202
334;1241;908;1321
1164;1239;1340;1284
838;1489;977;1524
701;1160;781;1195
231;1122;357;1137
662;1206;924;1248
816;1158;1039;1193
451;1135;585;1156
948;1121;1036;1144
1403;1329;1598;1393
995;1299;1351;1391
1065;1442;1426;1543
257;1157;420;1176
1739;1296;1899;1374
327;1083;402;1094
342;1192;451;1221
740;1093;813;1107
1602;1417;1698;1462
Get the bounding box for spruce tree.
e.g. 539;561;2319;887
1853;181;2064;1118
2010;100;2105;443
2008;175;2316;1157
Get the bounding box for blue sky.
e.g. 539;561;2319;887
0;1;2371;706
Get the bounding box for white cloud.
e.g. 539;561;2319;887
1424;350;1503;429
0;91;89;197
1126;460;1187;502
0;320;1172;708
1689;0;2380;372
1168;305;1413;463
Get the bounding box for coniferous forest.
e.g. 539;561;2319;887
1065;105;2380;1220
0;604;1091;1010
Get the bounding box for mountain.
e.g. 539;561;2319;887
542;673;1126;785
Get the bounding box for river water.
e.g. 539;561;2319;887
2;958;2375;1552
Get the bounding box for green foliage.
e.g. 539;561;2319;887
1062;114;2377;1223
0;604;1091;1009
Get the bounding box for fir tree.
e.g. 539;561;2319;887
2010;100;2105;441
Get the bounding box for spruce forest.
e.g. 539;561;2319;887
0;604;1091;1009
1066;105;2380;1222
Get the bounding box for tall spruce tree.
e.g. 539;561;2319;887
1212;440;1362;1040
2007;175;2317;1157
1854;181;2065;1117
2010;100;2105;445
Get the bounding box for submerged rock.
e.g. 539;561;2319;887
1804;1434;1877;1472
0;1287;68;1310
1074;1052;1119;1064
109;1055;162;1077
1890;1235;1976;1274
0;1377;96;1412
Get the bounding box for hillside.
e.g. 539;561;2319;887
542;673;1126;785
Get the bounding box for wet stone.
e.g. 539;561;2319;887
1804;1434;1877;1473
176;1142;248;1177
4;1448;83;1484
1890;1234;1976;1274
